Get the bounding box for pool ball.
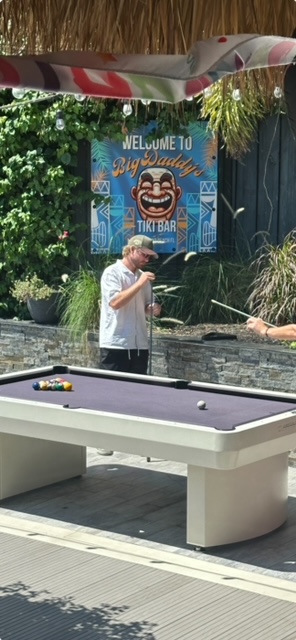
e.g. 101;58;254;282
197;400;206;410
63;381;72;391
32;382;40;390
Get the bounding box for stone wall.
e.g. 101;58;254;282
152;336;296;393
0;320;99;373
0;320;295;393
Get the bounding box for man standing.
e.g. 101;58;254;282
99;235;161;375
98;235;161;455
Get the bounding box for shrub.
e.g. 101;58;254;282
59;267;102;340
156;255;254;324
247;232;296;324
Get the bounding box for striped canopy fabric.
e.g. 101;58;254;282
1;34;296;103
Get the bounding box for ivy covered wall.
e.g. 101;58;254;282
0;92;197;318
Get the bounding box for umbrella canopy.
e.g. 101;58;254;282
1;0;296;55
1;35;296;103
1;0;296;157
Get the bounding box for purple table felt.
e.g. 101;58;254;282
0;366;295;431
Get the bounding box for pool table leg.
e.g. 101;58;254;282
187;452;289;548
0;434;87;499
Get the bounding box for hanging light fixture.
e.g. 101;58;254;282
232;88;241;101
203;86;213;99
273;86;283;99
55;110;65;130
122;102;133;116
74;94;86;102
141;99;151;106
12;88;26;99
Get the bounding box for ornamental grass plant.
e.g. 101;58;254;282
246;231;296;325
156;255;254;325
58;267;102;341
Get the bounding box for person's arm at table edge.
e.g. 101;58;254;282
247;317;296;340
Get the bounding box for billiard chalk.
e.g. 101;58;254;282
197;400;206;410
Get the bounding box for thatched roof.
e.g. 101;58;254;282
1;0;296;55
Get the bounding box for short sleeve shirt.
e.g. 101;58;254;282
99;260;152;349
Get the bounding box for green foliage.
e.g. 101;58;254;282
0;96;118;315
0;86;279;324
247;232;296;324
59;249;115;340
0;92;195;318
59;267;102;340
10;274;58;303
144;104;194;142
157;255;254;324
199;75;283;159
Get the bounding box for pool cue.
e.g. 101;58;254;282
147;249;194;375
147;286;154;461
148;285;154;375
210;300;275;327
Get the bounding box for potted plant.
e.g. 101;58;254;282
10;274;60;324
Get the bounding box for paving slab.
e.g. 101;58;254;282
0;449;296;639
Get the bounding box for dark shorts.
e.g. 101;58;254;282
99;348;149;375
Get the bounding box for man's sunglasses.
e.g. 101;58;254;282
136;248;153;261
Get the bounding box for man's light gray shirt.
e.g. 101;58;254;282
99;260;152;349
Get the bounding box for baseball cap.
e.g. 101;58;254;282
128;235;158;258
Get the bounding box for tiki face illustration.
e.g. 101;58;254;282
131;168;182;222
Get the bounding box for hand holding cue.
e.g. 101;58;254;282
210;300;275;327
148;286;154;375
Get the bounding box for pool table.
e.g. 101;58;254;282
0;364;296;548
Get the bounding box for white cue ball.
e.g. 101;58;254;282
197;400;206;410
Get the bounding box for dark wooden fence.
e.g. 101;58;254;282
220;114;296;259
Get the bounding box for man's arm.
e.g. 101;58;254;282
247;317;296;340
109;271;156;310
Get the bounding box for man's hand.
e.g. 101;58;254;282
146;302;161;317
138;271;156;285
246;317;268;337
110;271;156;310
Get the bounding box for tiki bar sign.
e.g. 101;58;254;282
91;121;218;254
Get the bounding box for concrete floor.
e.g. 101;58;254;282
0;449;296;639
1;448;296;581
